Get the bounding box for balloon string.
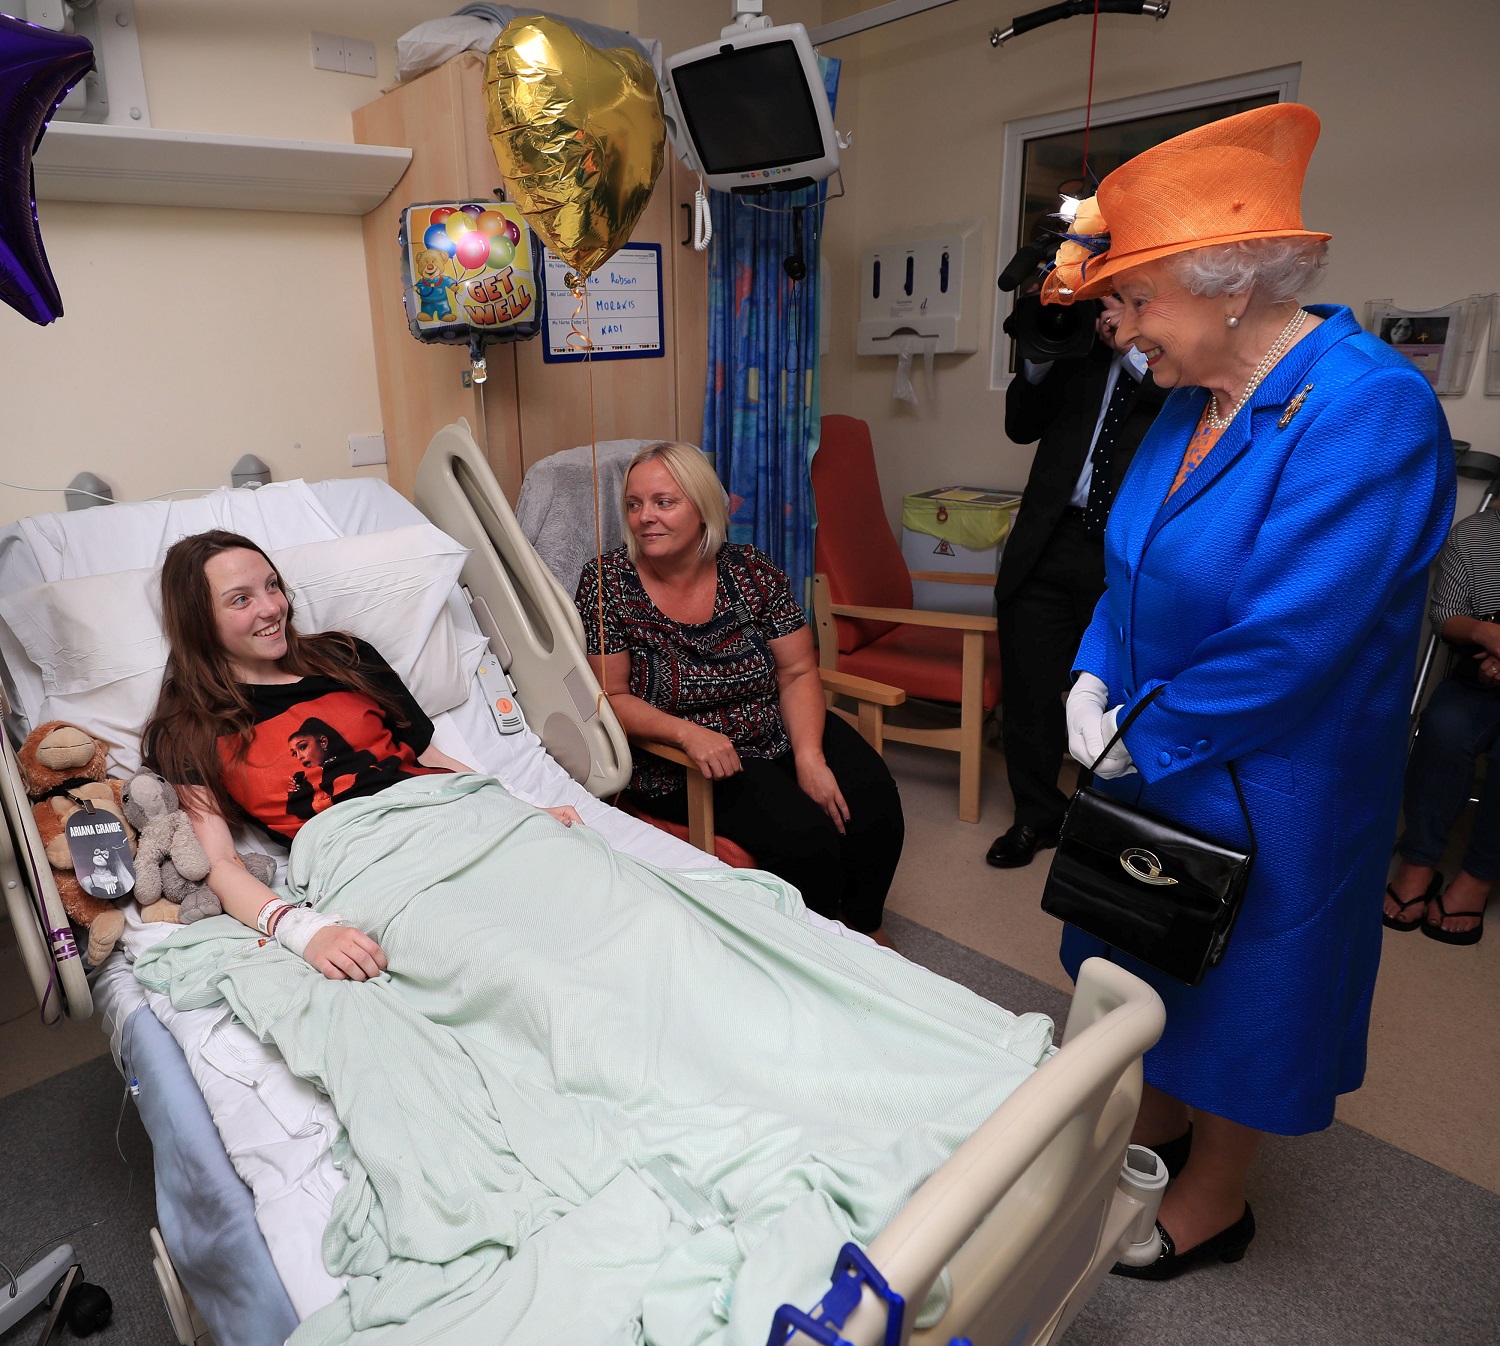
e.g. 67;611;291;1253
570;279;608;714
566;280;594;353
1081;0;1100;184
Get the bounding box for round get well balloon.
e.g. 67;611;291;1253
484;15;664;282
398;200;541;382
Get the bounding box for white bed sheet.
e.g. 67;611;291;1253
14;477;872;1321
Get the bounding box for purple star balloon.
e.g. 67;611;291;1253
0;13;93;325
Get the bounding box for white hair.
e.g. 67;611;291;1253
1165;237;1329;303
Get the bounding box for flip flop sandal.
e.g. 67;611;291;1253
1421;886;1486;946
1383;872;1441;932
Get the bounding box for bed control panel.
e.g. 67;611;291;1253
475;648;525;736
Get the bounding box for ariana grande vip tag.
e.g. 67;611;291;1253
66;801;136;900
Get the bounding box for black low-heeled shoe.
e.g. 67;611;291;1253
1383;872;1443;932
1148;1126;1192;1180
1110;1203;1255;1281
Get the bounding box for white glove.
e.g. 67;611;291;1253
274;905;348;959
1066;672;1110;769
1094;706;1139;780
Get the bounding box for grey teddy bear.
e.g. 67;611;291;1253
122;770;276;924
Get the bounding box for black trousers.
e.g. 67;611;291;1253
996;512;1106;834
637;714;904;933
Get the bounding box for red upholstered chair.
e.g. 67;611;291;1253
810;414;1000;823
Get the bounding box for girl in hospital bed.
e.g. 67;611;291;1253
140;529;580;979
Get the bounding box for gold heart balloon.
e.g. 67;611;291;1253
485;16;665;282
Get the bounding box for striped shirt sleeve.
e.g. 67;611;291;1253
1430;509;1500;631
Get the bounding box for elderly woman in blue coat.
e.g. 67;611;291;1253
1039;104;1455;1279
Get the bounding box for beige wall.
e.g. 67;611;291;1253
10;0;1487;531
0;0;452;525
817;0;1500;525
0;0;816;527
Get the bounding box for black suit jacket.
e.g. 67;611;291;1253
994;342;1165;606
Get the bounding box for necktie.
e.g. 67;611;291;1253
1084;369;1135;538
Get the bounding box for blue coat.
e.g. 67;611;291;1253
1061;306;1456;1134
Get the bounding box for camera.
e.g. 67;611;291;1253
998;236;1100;364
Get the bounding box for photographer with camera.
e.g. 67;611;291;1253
986;294;1165;869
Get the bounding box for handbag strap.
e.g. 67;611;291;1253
1091;683;1257;862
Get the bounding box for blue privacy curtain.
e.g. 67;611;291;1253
703;56;840;607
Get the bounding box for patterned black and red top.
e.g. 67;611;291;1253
575;544;808;798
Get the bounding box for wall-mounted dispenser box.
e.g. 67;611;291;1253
857;221;981;357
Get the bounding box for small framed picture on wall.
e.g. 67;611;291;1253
1364;296;1487;395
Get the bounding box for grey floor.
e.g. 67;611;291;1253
0;1052;176;1346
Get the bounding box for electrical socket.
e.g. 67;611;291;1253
311;32;344;72
344;38;376;77
311;32;376;77
348;433;386;467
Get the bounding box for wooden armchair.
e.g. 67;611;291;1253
628;668;905;861
810;416;1001;824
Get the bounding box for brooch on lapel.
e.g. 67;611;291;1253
1278;383;1315;429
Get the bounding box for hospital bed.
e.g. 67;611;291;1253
0;420;1166;1346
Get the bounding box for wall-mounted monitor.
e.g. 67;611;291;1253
664;23;839;195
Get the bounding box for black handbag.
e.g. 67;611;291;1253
1040;686;1256;987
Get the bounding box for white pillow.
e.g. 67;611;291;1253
0;565;164;694
271;524;479;717
0;524;483;776
0;567;165;773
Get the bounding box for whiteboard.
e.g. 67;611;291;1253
541;244;665;362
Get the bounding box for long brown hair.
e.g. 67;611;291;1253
142;530;408;823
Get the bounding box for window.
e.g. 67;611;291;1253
990;65;1301;387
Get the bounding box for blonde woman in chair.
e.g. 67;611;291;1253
575;443;904;942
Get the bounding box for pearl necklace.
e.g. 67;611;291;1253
1205;308;1308;431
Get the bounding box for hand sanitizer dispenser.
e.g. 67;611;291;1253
858;221;981;403
857;220;981;358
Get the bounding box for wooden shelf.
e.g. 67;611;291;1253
33;121;411;215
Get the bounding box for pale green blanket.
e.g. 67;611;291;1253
135;775;1052;1346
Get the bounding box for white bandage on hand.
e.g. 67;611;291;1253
274;905;348;960
1094;706;1138;780
1066;672;1110;768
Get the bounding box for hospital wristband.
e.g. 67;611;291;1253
274;906;348;960
255;898;291;936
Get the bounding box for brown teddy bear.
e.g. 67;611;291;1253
17;720;146;966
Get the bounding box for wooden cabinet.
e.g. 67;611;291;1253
354;54;707;502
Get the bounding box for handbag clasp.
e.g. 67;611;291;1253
1120;848;1178;886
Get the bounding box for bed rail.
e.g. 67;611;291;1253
0;698;92;1023
413;420;631;798
818;956;1164;1346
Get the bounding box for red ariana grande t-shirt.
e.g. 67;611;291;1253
217;639;448;845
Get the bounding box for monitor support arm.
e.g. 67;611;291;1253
724;2;773;37
799;0;1168;47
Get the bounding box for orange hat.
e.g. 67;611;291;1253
1041;103;1331;305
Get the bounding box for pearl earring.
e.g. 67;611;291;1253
1226;315;1241;328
